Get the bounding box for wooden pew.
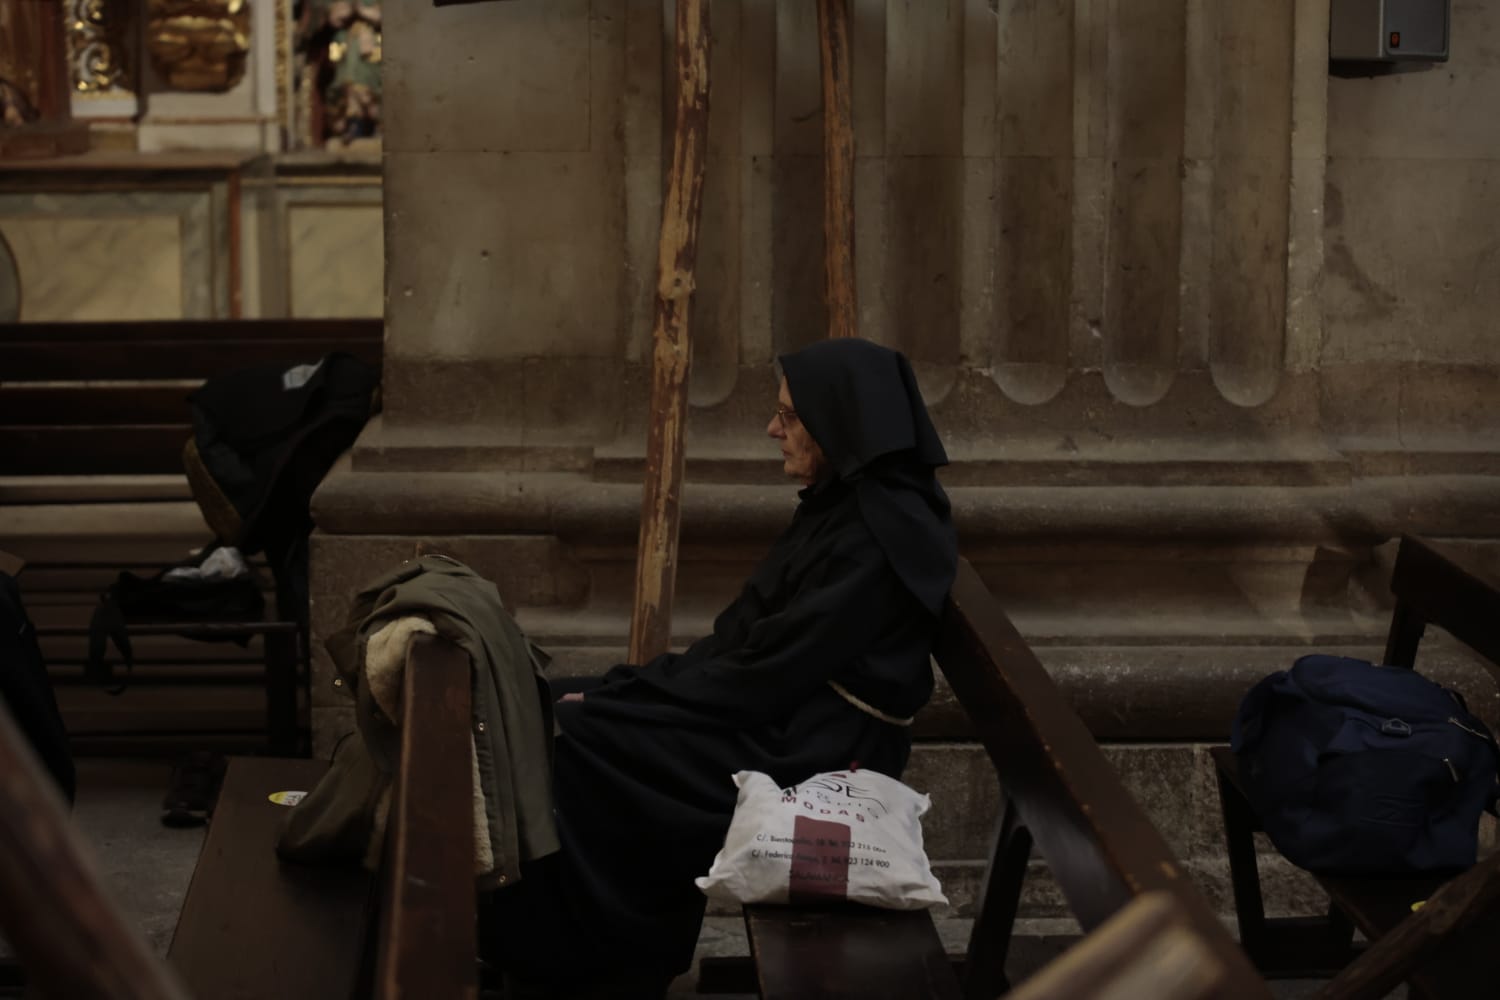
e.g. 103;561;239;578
166;632;475;1000
0;319;382;476
0;686;191;1000
724;559;1274;1000
0;318;382;753
1213;534;1500;999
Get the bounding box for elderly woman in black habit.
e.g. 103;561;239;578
483;338;957;996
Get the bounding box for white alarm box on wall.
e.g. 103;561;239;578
1330;0;1449;61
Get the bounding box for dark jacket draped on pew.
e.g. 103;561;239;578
279;554;558;886
483;339;958;984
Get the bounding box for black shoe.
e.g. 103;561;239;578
161;751;226;828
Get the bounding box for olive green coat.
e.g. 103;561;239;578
278;554;558;888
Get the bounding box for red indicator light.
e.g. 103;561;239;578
1389;31;1401;48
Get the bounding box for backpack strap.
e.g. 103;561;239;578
86;592;132;696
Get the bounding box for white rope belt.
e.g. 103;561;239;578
828;680;915;727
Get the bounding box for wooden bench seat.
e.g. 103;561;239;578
166;632;475;1000
1213;535;1500;1000
166;756;377;999
743;904;958;1000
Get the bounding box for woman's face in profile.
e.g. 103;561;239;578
766;377;827;485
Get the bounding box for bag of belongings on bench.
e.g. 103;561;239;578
84;353;378;692
87;546;266;692
1233;653;1500;874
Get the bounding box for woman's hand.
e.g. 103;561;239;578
559;692;585;703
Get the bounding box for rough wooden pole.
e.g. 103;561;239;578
628;0;712;665
817;0;857;338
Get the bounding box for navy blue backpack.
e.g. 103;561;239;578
1233;654;1500;874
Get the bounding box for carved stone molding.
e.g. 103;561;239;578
145;0;251;92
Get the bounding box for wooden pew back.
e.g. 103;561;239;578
0;318;382;476
1384;534;1500;672
373;632;477;1000
934;559;1272;999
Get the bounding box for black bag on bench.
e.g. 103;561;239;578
1233;653;1500;874
86;554;267;693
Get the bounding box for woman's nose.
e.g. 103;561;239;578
766;416;782;438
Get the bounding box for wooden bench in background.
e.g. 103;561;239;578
1214;534;1500;999
0;319;382;754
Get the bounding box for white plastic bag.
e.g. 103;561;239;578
696;769;947;910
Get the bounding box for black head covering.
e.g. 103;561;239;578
778;339;958;615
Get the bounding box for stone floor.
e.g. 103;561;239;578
0;757;1397;999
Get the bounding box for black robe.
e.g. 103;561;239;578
484;339;957;986
483;480;937;983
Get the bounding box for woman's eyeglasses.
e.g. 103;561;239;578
773;405;800;428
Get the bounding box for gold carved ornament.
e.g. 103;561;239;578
146;0;252;92
66;0;134;95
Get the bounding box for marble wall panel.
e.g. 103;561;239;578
287;204;384;318
0;215;184;321
0;188;219;317
0;231;17;321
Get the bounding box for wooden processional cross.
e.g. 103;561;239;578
626;0;858;664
